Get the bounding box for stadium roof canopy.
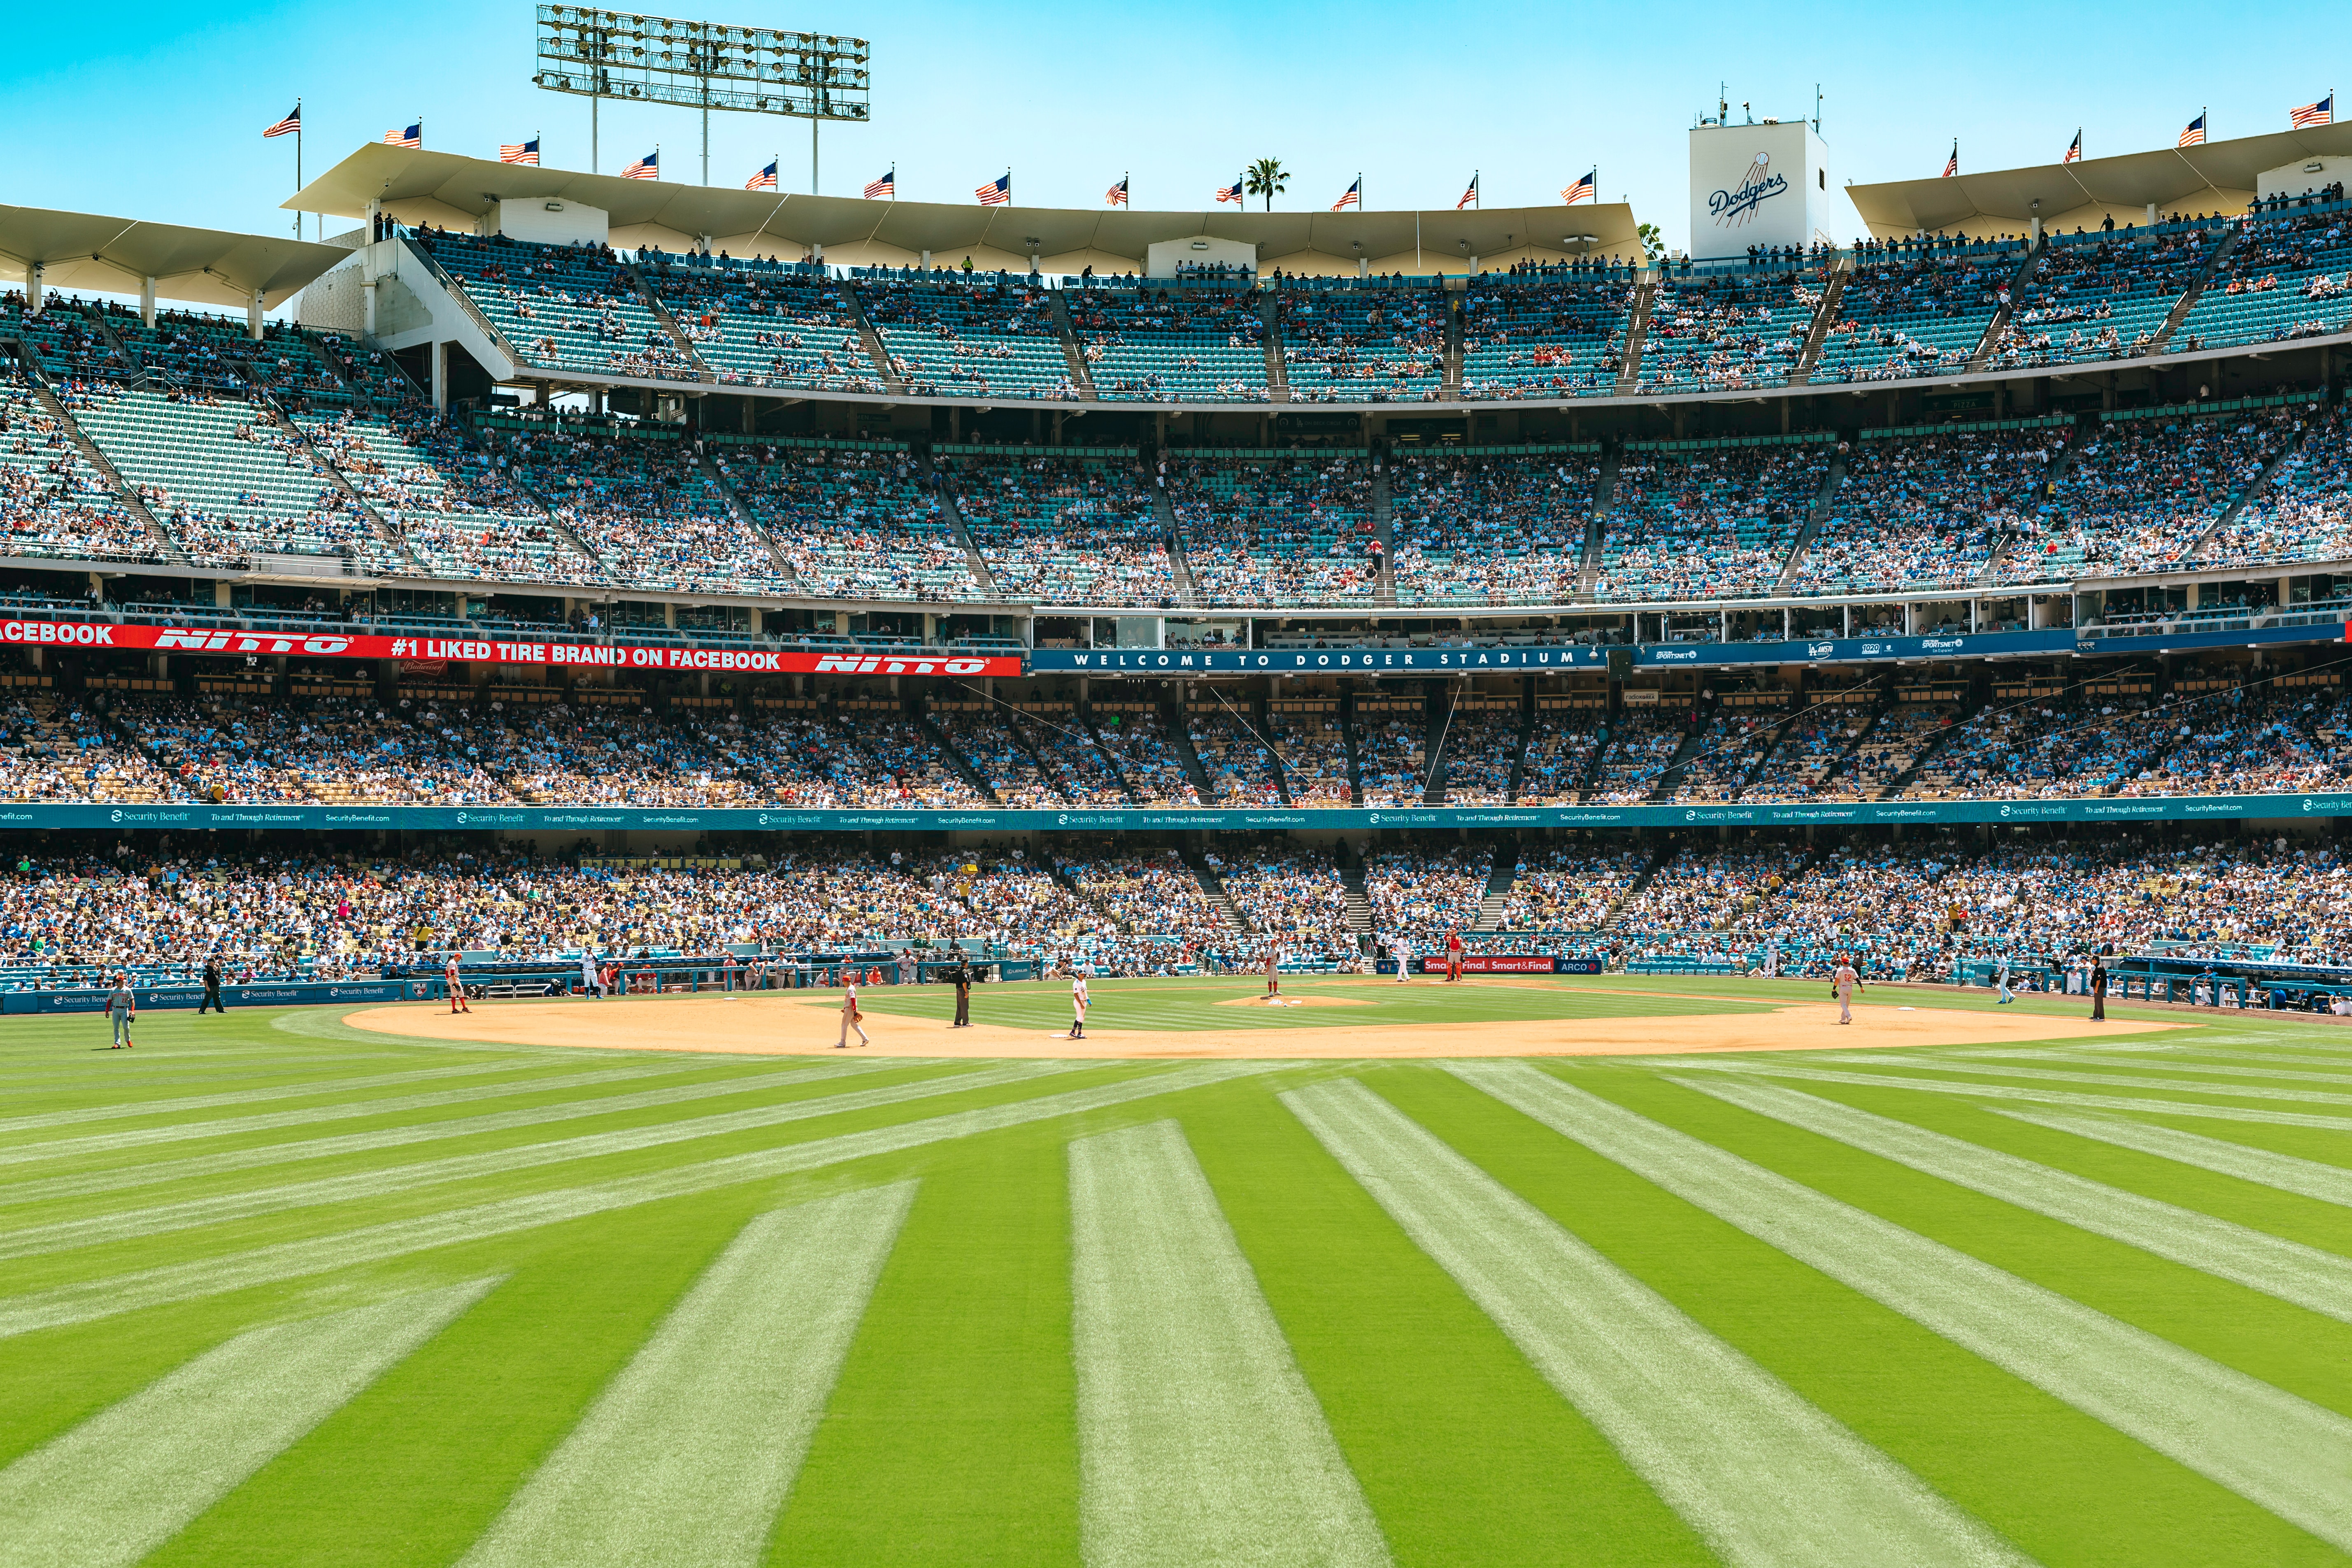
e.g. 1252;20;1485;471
0;205;349;310
1848;122;2352;237
289;144;1642;274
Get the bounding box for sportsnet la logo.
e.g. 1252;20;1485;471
1707;151;1789;228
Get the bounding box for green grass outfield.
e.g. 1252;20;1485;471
2;980;2351;1565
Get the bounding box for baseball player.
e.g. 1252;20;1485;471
1995;954;2013;1005
1263;942;1281;1000
105;973;136;1049
1445;928;1465;983
1391;933;1413;984
445;952;471;1014
1833;955;1861;1024
1068;970;1089;1040
837;973;868;1048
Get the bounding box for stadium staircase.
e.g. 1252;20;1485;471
2184;430;2308;556
1771;449;1848;589
1613;275;1659;394
698;451;799;584
1251;695;1299;806
1647;699;1714;803
1421;683;1458;804
912;696;1001;803
1175;845;1244;933
1333;842;1374;950
1074;700;1147;805
624;267;715;382
1610;840;1677;916
1578;443;1622;594
20;371;186;565
1440;292;1465;398
1789;254;1853;384
1978;423;2088;584
269;401;423;573
1505;685;1536;804
1810;684;1892;796
1471;840;1518;931
1877;688;1988;799
931;468;999;594
1339;691;1368;806
1967;240;2047;371
1164;690;1218;800
1259;295;1290;402
1371;459;1397;607
2147;225;2245;354
839;282;906;394
1046;294;1099;400
1155;488;1200;600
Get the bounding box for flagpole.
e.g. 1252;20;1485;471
294;98;303;240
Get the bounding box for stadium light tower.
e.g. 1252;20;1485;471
532;7;870;191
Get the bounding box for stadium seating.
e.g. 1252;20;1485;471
1264;701;1353;805
944;446;1173;604
1435;707;1523;803
1066;282;1269;402
0;362;161;563
636;252;883;392
1088;703;1201;804
490;419;791;593
858;275;1077;399
1365;842;1489;943
1168;448;1379;605
1207;839;1356;958
2177;203;2352;349
1588;709;1689;803
714;437;982;601
1516;703;1606;803
1595;436;1829;600
1389;446;1593;605
1491;842;1649;929
1183;700;1287;805
2024;405;2288;578
1810;237;2023;382
1635;270;1813;392
1794;422;2068;595
1278;282;1446;402
1665;706;1786;801
1459;274;1631;398
2201;405;2352;568
416;230;696;381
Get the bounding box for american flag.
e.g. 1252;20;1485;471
623;149;659;180
746;159;777;191
863;168;895;200
1106;174;1128;207
1456;173;1479;210
1331;176;1360;211
2062;129;2081;165
501;138;540;166
384;123;422;149
1215;174;1243;205
977;172;1010;206
263;105;301;139
1943;142;1959;178
2292;95;2334;129
2178;112;2207;148
1560;170;1595;205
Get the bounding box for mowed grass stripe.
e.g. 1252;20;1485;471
0;1056;912;1210
0;1280;491;1568
1997;1110;2352;1208
459;1185;912;1568
1959;1047;2352;1075
1929;1049;2352;1089
0;1062;1277;1341
1068;1121;1388;1568
1451;1061;2352;1553
0;1063;696;1168
1668;1058;2352;1130
1681;1078;2352;1324
0;1062;1087;1263
1813;1054;2352;1108
0;1059;572;1134
1287;1079;2024;1568
770;1134;1080;1567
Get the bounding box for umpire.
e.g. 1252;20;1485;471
198;955;226;1016
950;956;973;1028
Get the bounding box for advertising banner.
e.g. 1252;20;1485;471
1033;646;1606;675
1410;954;1589;975
2;979;428;1014
0;618;1023;678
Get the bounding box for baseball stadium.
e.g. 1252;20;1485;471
8;4;2352;1561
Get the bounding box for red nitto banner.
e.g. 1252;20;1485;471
1414;953;1557;974
0;619;1025;677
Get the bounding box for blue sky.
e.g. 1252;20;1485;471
5;0;2343;251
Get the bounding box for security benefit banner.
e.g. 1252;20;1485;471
0;617;1024;678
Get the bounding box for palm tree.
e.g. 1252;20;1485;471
1245;158;1288;212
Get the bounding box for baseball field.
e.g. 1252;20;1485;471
4;974;2351;1566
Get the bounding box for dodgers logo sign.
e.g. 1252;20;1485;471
1708;150;1788;229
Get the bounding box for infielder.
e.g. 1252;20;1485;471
1068;971;1089;1040
837;974;868;1048
1263;943;1281;999
1445;928;1464;983
1391;934;1412;984
1833;956;1861;1024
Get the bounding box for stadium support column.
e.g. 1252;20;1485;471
140;277;156;330
431;342;447;413
247;288;264;342
24;262;41;316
